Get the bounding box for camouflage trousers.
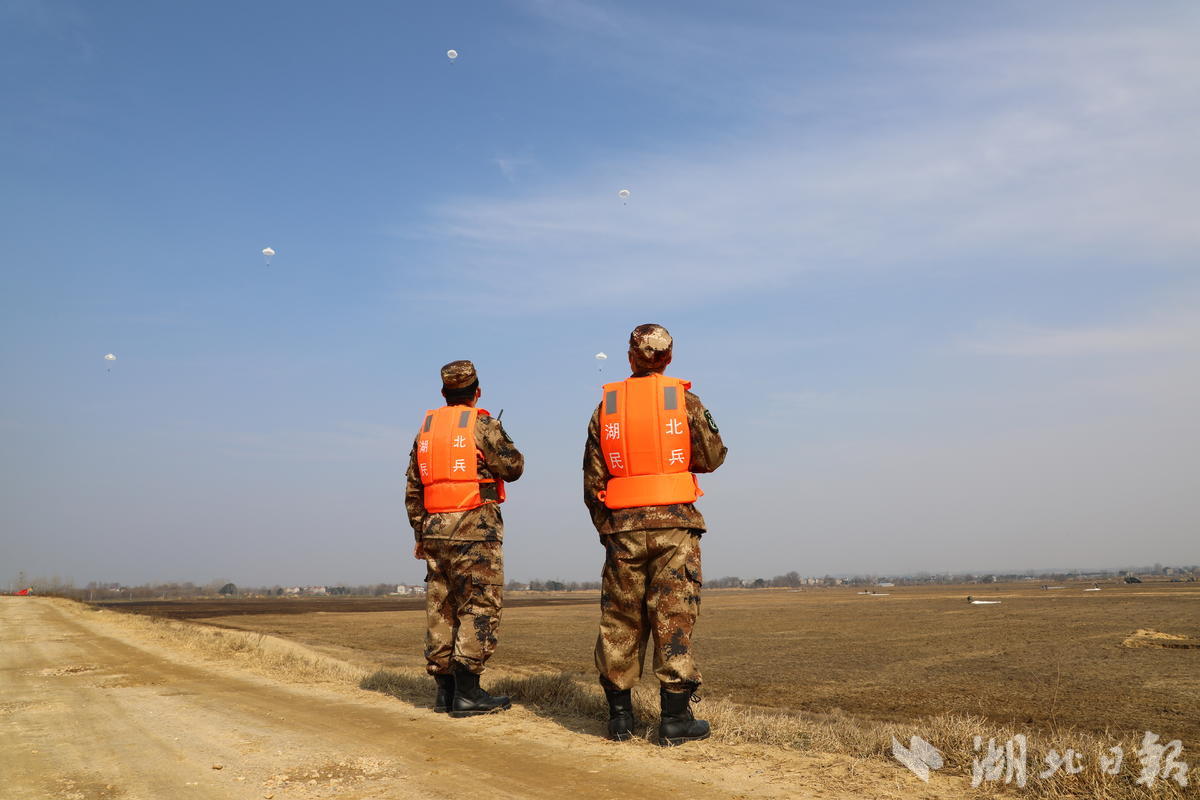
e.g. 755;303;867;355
595;528;703;692
422;539;503;676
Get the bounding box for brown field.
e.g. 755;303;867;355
122;581;1200;750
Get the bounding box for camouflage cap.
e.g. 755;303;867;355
440;360;479;391
628;323;673;370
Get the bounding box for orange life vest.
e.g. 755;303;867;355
416;406;506;513
597;375;703;509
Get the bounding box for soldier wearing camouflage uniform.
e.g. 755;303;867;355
406;360;524;717
583;324;727;745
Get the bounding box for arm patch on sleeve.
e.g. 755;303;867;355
704;409;720;433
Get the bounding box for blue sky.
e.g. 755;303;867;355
3;0;1197;587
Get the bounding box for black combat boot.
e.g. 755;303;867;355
449;663;512;718
658;684;710;746
602;680;638;741
433;673;454;713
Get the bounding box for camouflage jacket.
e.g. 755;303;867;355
583;383;727;535
406;411;524;541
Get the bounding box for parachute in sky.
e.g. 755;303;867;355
104;353;116;373
446;49;458;62
262;247;275;265
618;189;630;205
595;352;608;372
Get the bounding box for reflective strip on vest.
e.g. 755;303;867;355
416;406;505;513
597;375;702;509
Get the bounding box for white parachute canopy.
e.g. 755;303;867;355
104;353;117;362
594;351;608;372
595;352;607;360
262;247;275;265
618;189;630;204
446;49;458;61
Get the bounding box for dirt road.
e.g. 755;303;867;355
0;598;959;799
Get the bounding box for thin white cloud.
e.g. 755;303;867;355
739;402;1200;574
751;390;841;426
514;0;625;35
212;423;411;463
492;155;534;183
413;19;1200;311
961;311;1200;357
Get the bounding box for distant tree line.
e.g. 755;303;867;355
15;577;411;602
10;563;1198;601
513;566;1200;590
510;579;603;591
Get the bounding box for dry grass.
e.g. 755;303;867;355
192;583;1200;750
358;668;433;703
359;668;1197;799
63;598;365;685
1124;629;1200;650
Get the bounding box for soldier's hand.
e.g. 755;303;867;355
413;541;428;560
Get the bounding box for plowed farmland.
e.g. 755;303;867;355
105;583;1200;745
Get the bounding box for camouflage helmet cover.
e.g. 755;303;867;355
440;360;479;391
628;323;673;371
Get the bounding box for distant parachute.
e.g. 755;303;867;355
618;189;630;204
262;247;275;265
447;49;458;62
104;353;116;373
595;352;607;372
